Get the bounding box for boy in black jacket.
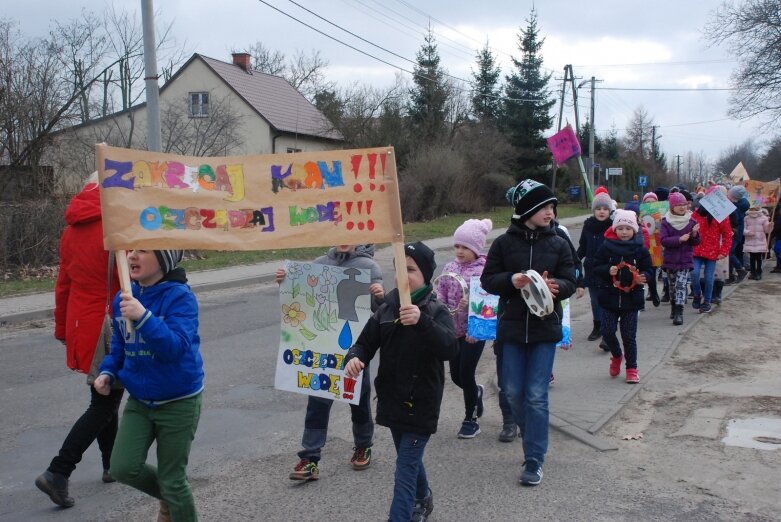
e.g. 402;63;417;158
481;180;576;487
344;241;457;522
592;209;654;384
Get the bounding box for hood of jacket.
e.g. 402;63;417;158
65;183;102;226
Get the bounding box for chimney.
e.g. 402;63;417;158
231;52;251;72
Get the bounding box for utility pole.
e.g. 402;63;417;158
141;0;161;152
554;65;583;201
675;154;682;184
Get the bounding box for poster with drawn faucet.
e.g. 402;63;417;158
274;261;373;404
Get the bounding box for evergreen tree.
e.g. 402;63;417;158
502;9;555;181
603;125;619;161
408;28;448;145
471;43;501;123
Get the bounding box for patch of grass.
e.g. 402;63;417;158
0;203;588;297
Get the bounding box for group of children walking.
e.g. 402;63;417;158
41;173;775;522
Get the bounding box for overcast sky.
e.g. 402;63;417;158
7;0;769;168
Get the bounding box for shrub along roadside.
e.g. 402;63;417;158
0;203;588;297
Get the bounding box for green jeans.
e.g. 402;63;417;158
111;394;202;521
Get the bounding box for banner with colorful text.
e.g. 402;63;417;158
96;145;403;250
275;261;373;404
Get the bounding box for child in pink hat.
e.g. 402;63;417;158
436;218;492;439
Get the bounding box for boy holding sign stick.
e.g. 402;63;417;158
344;241;458;522
276;245;384;481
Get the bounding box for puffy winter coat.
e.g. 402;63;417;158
743;208;772;253
692;210;733;261
100;268;204;408
54;183;120;374
592;232;654;311
577;216;612;287
345;288;457;435
481;222;576;345
437;256;485;337
659;215;700;270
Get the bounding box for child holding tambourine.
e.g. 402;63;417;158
592;210;654;384
436;218;492;439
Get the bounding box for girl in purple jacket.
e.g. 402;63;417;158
660;191;700;325
436;218;492;439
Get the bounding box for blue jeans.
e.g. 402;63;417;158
692;257;716;303
388;429;430;522
501;341;557;464
729;237;744;272
449;338;486;419
298;367;373;461
774;239;781;268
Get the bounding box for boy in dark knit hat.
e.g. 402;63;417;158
94;249;203;521
481;180;576;486
345;241;457;521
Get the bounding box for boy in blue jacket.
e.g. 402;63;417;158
94;249;203;522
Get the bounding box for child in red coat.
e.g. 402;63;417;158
691;200;733;314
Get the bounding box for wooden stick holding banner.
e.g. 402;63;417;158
114;250;134;333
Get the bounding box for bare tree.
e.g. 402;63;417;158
160;93;245;157
624;106;655;159
245;41;286;76
705;1;781;123
714;139;761;177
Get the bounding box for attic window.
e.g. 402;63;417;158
189;92;209;118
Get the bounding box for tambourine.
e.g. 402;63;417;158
432;272;469;315
612;261;641;293
520;270;554;317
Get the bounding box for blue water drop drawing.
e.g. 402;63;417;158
338;320;352;349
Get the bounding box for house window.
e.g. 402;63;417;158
189;92;209;117
286;147;302;153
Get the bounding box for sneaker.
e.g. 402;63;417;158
724;276;736;286
35;471;75;508
289;459;320;481
699;302;712;314
102;469;115;484
609;355;623;377
158;500;172;522
549;373;555;386
499;423;518;442
771;267;781;273
350;447;372;470
691;295;701;310
736;269;748;282
457;419;481;439
626;368;640;383
519;459;543;486
476;384;484;418
411;490;434;522
599;340;610;352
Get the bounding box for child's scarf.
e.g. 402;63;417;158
665;210;692;231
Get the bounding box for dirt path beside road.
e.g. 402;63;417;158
600;277;781;520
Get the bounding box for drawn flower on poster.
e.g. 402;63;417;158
282;302;306;327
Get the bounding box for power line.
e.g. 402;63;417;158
598;87;734;92
574;59;736;68
255;0;542;104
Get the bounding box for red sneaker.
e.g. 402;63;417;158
626;368;640;383
609;355;623;377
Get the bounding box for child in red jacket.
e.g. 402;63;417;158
691;198;733;314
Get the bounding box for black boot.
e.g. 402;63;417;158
647;278;660;307
670;301;676;320
712;280;724;305
673;305;684;325
661;279;670;303
35;471;75;508
587;321;601;341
